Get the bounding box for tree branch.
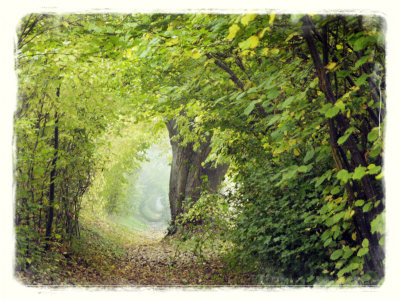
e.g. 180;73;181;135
206;53;244;91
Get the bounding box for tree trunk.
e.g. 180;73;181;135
45;111;59;250
301;15;384;279
165;119;228;235
45;87;60;250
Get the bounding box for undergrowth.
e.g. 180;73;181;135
15;214;149;285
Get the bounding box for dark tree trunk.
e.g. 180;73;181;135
301;15;384;279
165;119;228;235
45;88;60;250
45;113;58;250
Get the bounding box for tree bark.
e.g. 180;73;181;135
301;15;384;279
45;110;59;250
165;119;228;235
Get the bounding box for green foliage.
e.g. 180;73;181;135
14;14;164;270
81;119;165;217
15;13;385;286
225;153;333;285
173;190;235;262
371;212;385;235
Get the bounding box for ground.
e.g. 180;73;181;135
15;216;255;287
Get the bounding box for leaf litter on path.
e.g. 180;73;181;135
16;226;255;287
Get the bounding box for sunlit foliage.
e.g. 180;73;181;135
15;13;385;286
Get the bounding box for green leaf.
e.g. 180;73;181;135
361;273;372;282
367;164;381;175
315;176;325;187
337;169;351;183
247;86;259;93
357;247;369;257
269;13;276;25
362;238;369;248
270;129;284;142
325;106;340;118
215;95;227;104
353;36;372;51
342;247;354;259
332;224;341;240
332;211;345;224
369;140;382;158
337;127;356;145
319;103;333;114
350;262;360;271
304;214;315;223
320;230;331;242
280;96;295;108
191;51;202;59
282;169;297;181
337;70;352;78
355;200;365;207
244;100;257;116
335;100;346;112
355;74;369;86
325;62;337;70
354;55;369;70
285;32;298;42
337;134;349;145
258;28;271;39
239;35;259;50
362;202;373;213
304;149;315;163
337;276;346;285
337;268;347;277
241;14;257;26
353;166;367;180
306;275;315;283
367;127;380;142
331;186;341;195
227;24;240;40
267;87;280;99
371;212;384;234
267;114;280;126
297;165;309;173
324;237;332;247
330;249;343;260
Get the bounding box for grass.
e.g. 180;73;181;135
108;214;149;231
79;213;154;248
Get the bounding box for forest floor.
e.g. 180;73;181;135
15;216;256;287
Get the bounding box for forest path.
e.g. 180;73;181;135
85;229;253;286
106;230;219;285
17;225;254;286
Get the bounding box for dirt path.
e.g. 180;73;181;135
17;229;255;286
96;229;254;286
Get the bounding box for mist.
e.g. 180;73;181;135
126;141;171;230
